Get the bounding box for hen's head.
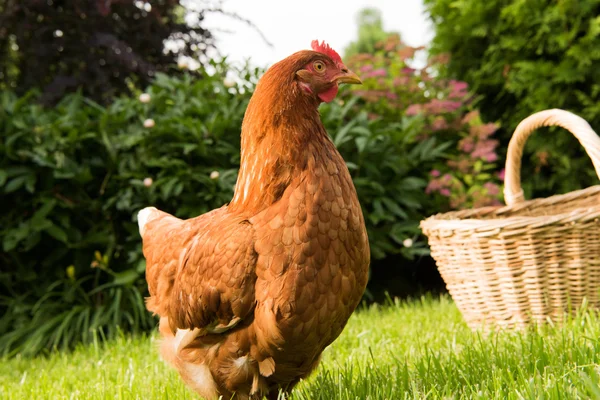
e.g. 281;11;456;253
295;40;362;103
258;40;362;105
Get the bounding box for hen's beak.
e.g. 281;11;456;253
334;68;362;85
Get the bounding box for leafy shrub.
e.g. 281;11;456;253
424;0;600;199
0;38;501;355
341;34;503;233
0;0;215;104
0;61;257;356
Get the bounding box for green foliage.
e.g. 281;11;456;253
425;0;600;199
5;296;600;399
0;61;257;357
342;34;503;227
0;40;501;355
0;0;216;104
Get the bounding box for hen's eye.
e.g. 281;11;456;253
313;61;325;72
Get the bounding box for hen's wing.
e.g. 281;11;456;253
140;206;257;340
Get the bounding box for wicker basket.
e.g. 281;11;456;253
421;109;600;329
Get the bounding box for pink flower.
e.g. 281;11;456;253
429;53;450;66
497;169;506;181
354;54;372;62
450;195;467;209
459;137;475;153
462;110;480;125
447;158;471;173
401;67;416;75
424;99;462;114
426;180;441;194
470;123;499;139
448;80;468;99
450;80;468;92
355;89;387;101
397;46;417;60
360;65;373;73
406;104;422;116
393;76;410;86
364;68;387;78
471;139;499;160
408;83;421;93
485;153;498;162
483;182;500;196
430;117;448;131
440;188;451;197
430;170;441;177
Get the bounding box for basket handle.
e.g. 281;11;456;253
504;109;600;206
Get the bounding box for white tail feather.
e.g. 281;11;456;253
137;207;158;236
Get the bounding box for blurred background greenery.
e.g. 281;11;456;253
1;0;599;357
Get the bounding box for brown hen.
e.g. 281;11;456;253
138;40;370;399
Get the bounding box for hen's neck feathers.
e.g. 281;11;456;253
229;54;335;215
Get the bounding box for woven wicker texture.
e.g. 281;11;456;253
421;109;600;329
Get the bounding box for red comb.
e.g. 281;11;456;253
311;40;342;64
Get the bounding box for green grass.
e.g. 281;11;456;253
3;295;600;399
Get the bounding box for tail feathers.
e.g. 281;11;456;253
139;206;181;317
138;206;160;236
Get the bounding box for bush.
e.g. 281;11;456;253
0;61;257;356
424;0;600;199
0;0;215;104
341;34;503;227
0;38;501;355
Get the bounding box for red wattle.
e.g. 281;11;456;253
318;85;339;103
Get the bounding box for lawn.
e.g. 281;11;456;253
2;295;600;399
